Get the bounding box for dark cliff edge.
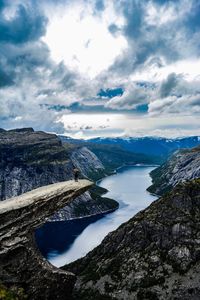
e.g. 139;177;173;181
0;179;93;300
147;145;200;195
65;179;200;300
0;128;118;220
0;128;73;200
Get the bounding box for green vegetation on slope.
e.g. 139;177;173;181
0;283;27;300
84;143;160;172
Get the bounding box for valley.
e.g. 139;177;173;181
36;165;157;267
1;128;200;299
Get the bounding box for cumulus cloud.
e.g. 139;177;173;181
159;73;180;98
0;0;101;131
0;2;47;44
147;71;200;115
149;94;200;115
105;82;153;110
0;0;199;136
104;70;200;116
110;0;200;74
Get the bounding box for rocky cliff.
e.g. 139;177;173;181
0;128;118;220
0;179;93;300
49;146;119;221
65;179;200;300
49;189;118;221
70;146;106;180
0;128;73;199
148;145;200;195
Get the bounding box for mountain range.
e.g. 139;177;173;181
60;135;200;163
1;128;200;299
1;129;200;221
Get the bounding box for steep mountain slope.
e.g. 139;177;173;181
49;147;118;221
70;146;106;180
148;145;200;195
0;128;118;219
0;128;73;200
65;179;200;300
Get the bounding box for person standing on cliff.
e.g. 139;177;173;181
73;168;79;182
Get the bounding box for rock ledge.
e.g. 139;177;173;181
0;179;93;299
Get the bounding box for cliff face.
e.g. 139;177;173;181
0;179;93;300
0;128;73;200
0;128;118;220
148;145;200;195
49;190;118;221
65;179;200;300
50;146;118;220
71;146;106;180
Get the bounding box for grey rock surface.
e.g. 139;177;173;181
0;179;93;300
148;145;200;195
0;128;118;220
50;190;118;221
65;179;200;300
71;146;105;179
0;128;73;200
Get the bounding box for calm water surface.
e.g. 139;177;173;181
35;165;157;267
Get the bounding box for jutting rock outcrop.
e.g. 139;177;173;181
65;179;200;300
0;128;118;220
0;179;93;300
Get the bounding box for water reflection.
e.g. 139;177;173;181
36;166;157;267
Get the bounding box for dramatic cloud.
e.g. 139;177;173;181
0;1;101;131
0;2;47;44
0;0;200;137
159;73;180;98
110;0;200;74
149;94;200;115
105;83;152;110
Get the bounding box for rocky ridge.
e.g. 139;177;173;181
148;145;200;195
65;179;200;300
71;146;106;179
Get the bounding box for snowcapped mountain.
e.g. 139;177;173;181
86;136;200;159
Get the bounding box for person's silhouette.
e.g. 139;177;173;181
73;168;79;182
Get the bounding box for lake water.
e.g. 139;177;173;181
35;165;157;267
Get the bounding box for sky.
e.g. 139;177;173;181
0;0;200;138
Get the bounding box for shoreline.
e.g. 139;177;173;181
45;164;158;267
49;164;158;223
47;206;118;222
96;163;159;185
